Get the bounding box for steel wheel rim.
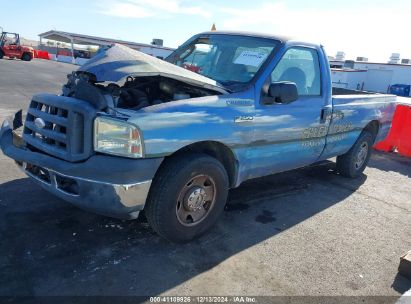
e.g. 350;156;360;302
176;174;217;227
355;141;368;169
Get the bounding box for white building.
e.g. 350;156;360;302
330;53;411;95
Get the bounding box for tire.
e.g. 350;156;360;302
0;51;4;59
145;153;229;243
336;130;374;178
21;53;32;61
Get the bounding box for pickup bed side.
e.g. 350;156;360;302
320;94;396;160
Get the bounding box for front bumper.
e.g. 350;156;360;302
0;121;163;219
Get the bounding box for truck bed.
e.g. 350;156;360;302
326;89;397;160
332;87;378;96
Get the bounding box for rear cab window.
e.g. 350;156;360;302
270;47;322;96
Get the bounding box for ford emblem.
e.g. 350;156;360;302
34;117;46;129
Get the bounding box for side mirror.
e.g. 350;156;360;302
264;81;299;104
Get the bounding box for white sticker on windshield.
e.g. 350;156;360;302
233;51;268;67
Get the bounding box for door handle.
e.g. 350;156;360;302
320;108;329;123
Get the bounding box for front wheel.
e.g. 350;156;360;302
336;130;374;178
145;153;229;242
21;53;32;61
0;51;4;59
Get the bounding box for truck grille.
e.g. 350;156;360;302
23;94;96;162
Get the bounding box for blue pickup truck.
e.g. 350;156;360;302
0;31;396;242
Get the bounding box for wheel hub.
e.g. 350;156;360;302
355;142;369;169
184;187;206;211
176;174;216;226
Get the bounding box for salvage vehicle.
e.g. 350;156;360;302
0;32;34;61
0;31;397;242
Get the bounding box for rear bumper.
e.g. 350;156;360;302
0;122;163;219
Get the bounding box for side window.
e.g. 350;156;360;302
270;47;321;96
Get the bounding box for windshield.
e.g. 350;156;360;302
166;34;279;90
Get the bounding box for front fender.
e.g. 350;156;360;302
126;94;256;158
124;93;257;186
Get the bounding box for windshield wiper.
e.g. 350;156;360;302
214;79;245;91
215;81;232;91
201;75;232;92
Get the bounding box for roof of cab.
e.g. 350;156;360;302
197;31;293;43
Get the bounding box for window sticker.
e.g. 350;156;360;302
233;50;268;67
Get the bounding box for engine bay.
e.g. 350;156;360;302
62;72;221;112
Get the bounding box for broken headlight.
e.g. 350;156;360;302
94;116;143;158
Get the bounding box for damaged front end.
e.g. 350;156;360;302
10;44;228;163
61;44;227;113
1;44;230;219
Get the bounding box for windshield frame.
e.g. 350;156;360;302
166;33;283;92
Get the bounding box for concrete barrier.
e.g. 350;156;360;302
55;55;73;64
48;55;89;66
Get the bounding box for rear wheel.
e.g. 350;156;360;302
21;53;32;61
0;51;4;59
336;130;374;178
145;153;229;242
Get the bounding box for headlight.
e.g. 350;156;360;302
94;116;143;158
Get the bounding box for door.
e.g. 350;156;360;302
364;69;393;93
248;47;329;179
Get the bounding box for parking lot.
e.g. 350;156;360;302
0;58;410;298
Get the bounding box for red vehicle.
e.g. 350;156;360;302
0;32;34;61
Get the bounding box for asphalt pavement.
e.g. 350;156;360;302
0;58;410;299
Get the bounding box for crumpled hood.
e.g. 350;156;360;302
78;44;227;94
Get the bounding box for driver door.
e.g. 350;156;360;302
248;46;329;179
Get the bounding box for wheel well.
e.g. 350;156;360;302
163;141;238;188
364;120;380;141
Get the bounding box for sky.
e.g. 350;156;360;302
0;0;409;62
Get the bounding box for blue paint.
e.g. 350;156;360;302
121;36;396;187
